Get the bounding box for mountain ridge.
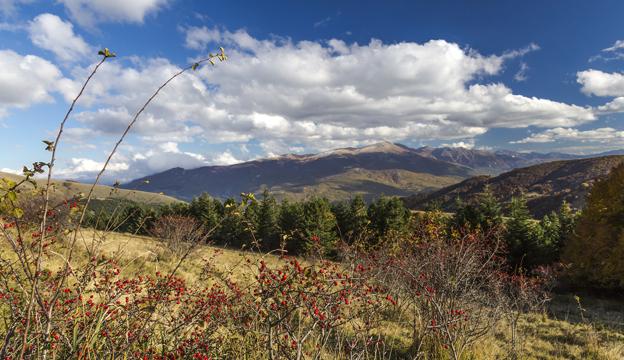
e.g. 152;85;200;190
403;155;624;217
121;142;623;203
122;142;474;201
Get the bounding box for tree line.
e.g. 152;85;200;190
85;191;411;257
86;188;577;267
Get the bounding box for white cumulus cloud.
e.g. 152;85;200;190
441;140;475;149
29;13;92;62
0;50;75;116
58;0;168;27
54;141;245;182
56;157;129;180
511;127;624;144
577;69;624;97
576;68;624;115
46;29;610;181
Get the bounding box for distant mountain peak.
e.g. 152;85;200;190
327;141;410;156
275;141;412;161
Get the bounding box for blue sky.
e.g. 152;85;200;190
1;0;623;182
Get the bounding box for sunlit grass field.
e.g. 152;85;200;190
27;229;622;360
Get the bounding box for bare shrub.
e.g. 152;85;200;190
501;266;554;358
149;215;205;256
356;229;510;359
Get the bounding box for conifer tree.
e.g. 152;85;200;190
348;195;370;242
539;212;561;263
479;185;503;232
452;185;502;233
189;193;222;236
217;198;247;248
557;201;577;245
256;189;279;250
333;195;369;244
505;195;543;270
332;200;350;242
301;197;338;256
278;200;305;254
367;196;410;241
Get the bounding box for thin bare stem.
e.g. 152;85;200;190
46;52;226;356
20;56;109;360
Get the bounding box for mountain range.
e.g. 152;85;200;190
413;146;578;174
123;142;472;202
121;142;624;205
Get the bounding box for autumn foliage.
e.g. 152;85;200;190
563;162;624;291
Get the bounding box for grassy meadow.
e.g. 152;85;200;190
11;228;621;359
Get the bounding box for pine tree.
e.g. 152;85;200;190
348;195;369;242
189;193;222;235
557;201;577;246
452;196;474;229
333;195;369;244
120;204;148;235
256;189;279;250
301;197;338;256
539;212;561;264
452;186;502;233
368;196;410;242
332;201;351;241
479;185;503;232
159;202;191;217
217;198;247;248
278;200;305;254
505;195;543;270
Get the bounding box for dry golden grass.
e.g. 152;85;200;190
486;314;624;360
82;231;624;359
70;229;288;284
5;229;623;359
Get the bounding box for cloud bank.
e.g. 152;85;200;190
5;20;622;181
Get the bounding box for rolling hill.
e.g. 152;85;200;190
403;155;624;217
0;171;179;206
